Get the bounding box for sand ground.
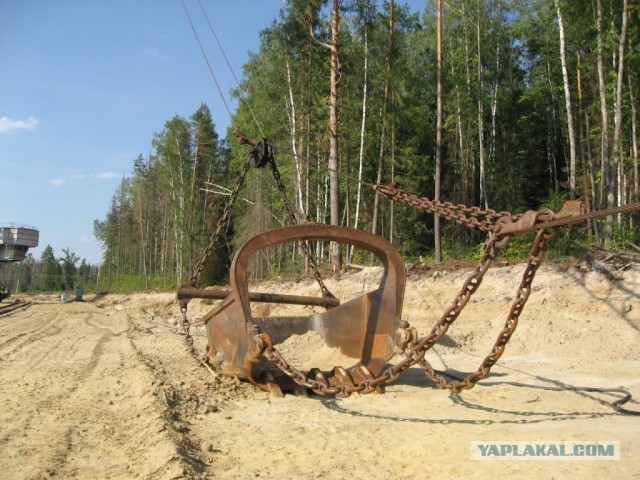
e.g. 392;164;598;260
1;261;639;479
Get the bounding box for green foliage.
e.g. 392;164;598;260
499;233;536;262
96;273;179;292
41;245;62;290
59;247;80;290
87;0;640;289
95;102;232;286
0;248;98;295
606;222;640;252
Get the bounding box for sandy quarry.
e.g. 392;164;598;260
0;259;639;479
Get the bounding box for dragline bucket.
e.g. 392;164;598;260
177;224;407;394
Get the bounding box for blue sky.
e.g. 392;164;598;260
1;1;425;265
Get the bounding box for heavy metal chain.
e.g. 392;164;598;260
261;232;501;396
263;190;640;396
263;215;558;397
248;175;640;397
180;156;252;360
180;134;334;361
268;157;335;300
372;183;522;233
415;225;557;393
188;157;253;288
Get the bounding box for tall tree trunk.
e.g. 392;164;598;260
285;56;305;215
316;151;322;258
489;42;499;175
477;0;487;209
305;29;313;273
546;58;559;192
136;179;148;288
596;0;610;216
555;0;577;199
629;70;639;203
610;0;628;231
434;0;443;263
597;0;628;244
461;2;475;204
390;97;396;243
371;0;395;240
310;0;341;269
189;138;199;268
328;0;341;271
585;109;600;239
577;49;594;234
455;86;468;203
371;111;386;235
349;22;369;266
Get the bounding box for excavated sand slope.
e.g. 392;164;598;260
1;262;638;479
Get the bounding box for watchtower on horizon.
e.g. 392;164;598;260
0;224;39;262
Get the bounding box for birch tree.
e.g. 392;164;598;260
434;0;443;263
348;0;375;266
555;0;577;199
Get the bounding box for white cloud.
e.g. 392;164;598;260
139;46;167;60
97;171;120;179
53;171;121;186
0;116;39;134
70;171;121;180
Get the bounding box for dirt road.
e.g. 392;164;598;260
1;262;639;479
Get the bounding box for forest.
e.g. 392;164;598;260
3;0;639;293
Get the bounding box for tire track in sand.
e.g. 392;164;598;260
0;301;194;480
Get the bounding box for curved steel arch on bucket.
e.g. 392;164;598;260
201;223;406;391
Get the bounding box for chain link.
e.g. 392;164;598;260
263;215;558;397
181;158;640;396
182;149;559;395
180;156;252;360
188;157;253;288
415;226;557;393
372;183;522;233
261;232;498;395
268;157;335;299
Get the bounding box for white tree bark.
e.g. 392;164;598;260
555;0;577;199
477;0;487;209
490;42;499;171
629;72;638;202
285;57;305;215
611;0;629;220
434;0;443;263
348;26;369;266
596;0;609;213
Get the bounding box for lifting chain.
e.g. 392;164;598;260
415;225;557;393
268;156;336;300
180;155;253;361
234;131;334;299
372;183;522;233
180;132;335;362
263;207;559;397
262;187;640;396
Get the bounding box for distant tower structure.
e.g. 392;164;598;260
0;224;40;262
0;224;39;301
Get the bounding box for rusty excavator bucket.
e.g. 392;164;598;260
178;223;406;395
